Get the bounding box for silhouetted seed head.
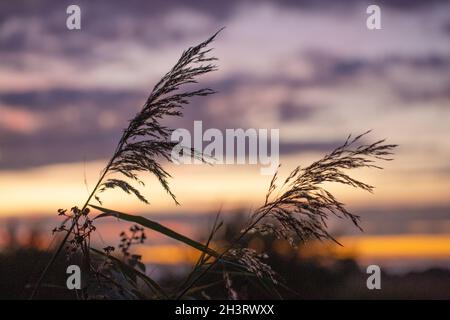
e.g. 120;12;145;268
94;29;222;206
246;131;397;247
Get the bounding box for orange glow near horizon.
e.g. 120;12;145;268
336;234;450;259
1;153;449;271
1;154;449;218
137;245;201;265
300;234;450;261
134;234;450;265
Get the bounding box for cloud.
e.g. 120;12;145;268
0;88;143;110
355;205;450;235
0;88;145;168
278;102;316;122
1;0;450;171
0;0;230;60
2;45;450;169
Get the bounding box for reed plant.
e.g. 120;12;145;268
30;30;396;300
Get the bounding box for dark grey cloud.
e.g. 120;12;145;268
306;53;450;81
444;21;450;36
384;55;450;70
354;205;450;235
0;88;145;169
1;0;448;59
279;102;316;122
382;56;450;104
270;0;450;10
279;140;342;155
0;88;143;110
395;85;450;104
301;52;450;104
0;127;118;169
215;54;450;110
2;0;442;23
0;0;235;60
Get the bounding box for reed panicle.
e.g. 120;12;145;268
96;29;221;205
246;131;398;247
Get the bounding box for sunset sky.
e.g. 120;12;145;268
0;0;449;272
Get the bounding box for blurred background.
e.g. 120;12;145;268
0;0;449;298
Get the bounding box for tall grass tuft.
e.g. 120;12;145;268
30;30;396;300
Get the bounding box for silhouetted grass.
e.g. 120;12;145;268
31;30;397;300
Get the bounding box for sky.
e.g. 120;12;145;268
0;0;449;272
